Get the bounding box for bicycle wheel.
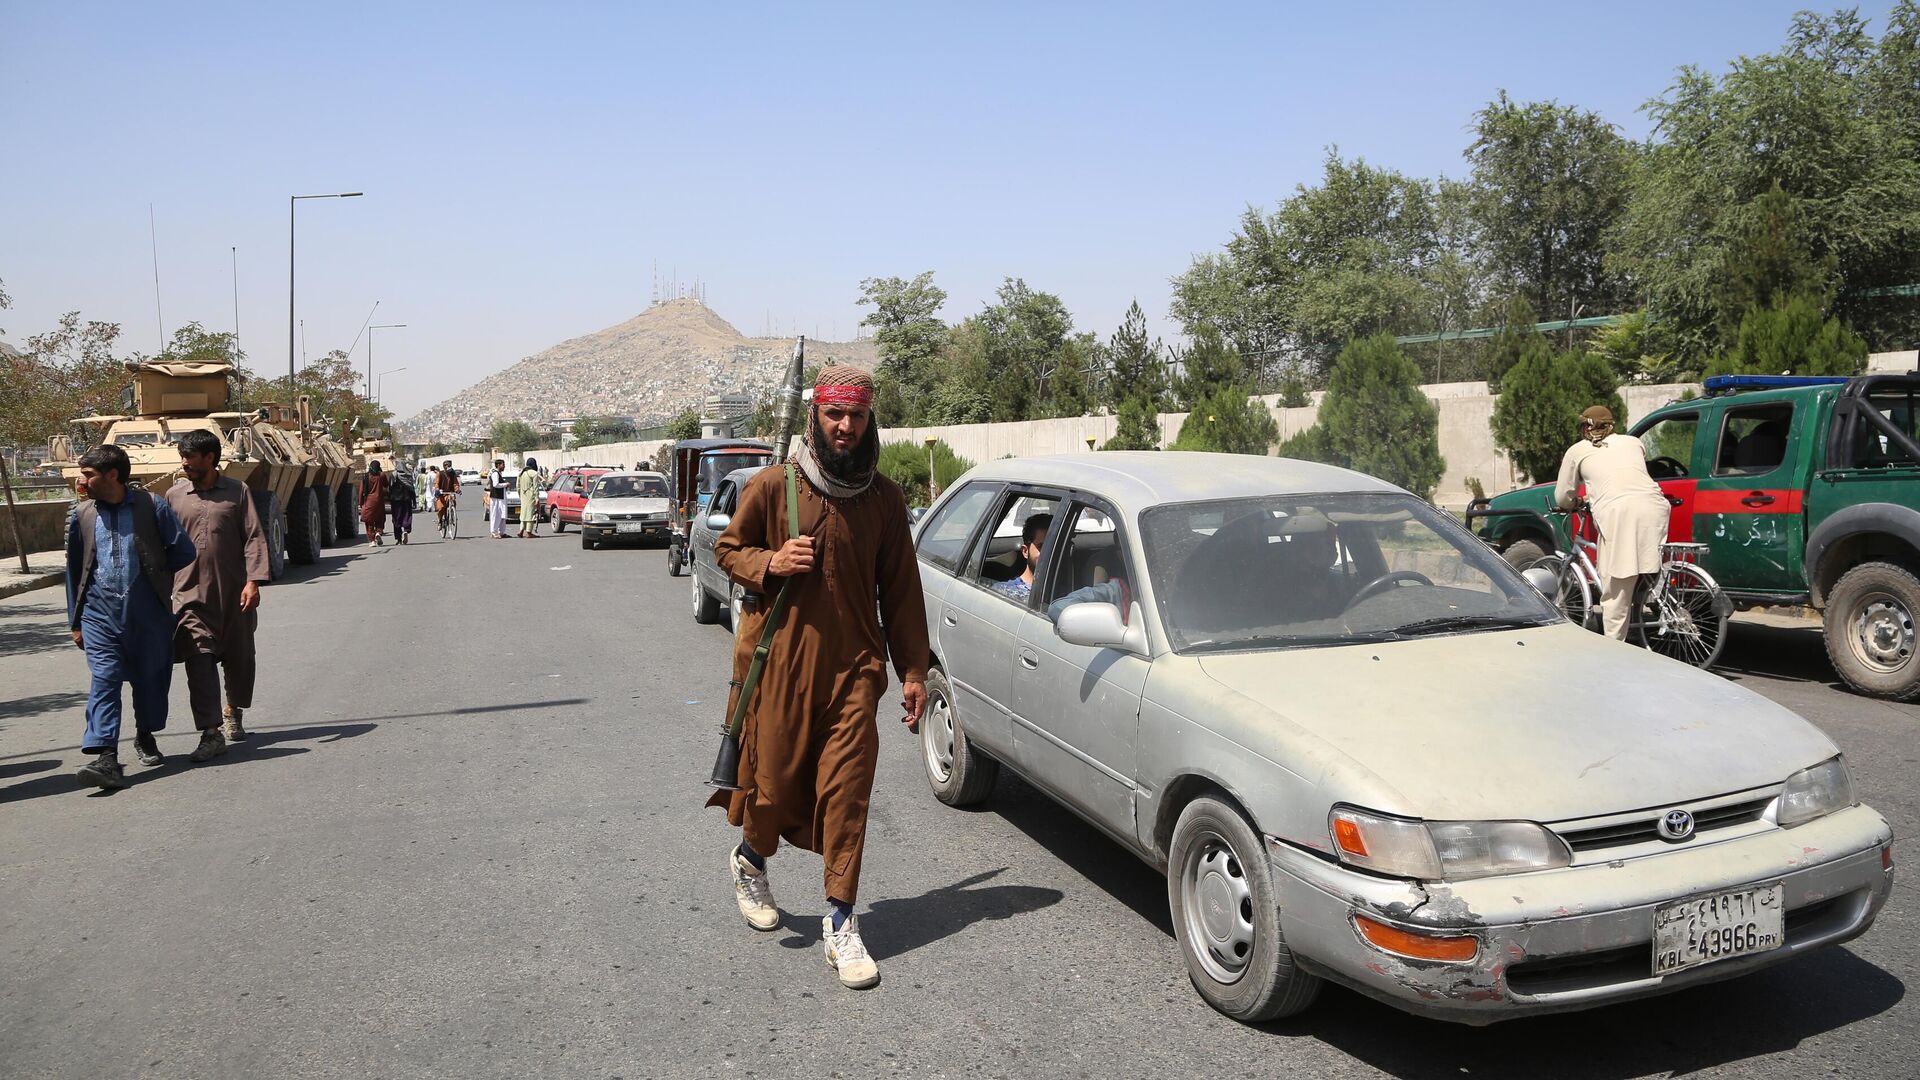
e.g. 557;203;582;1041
1519;554;1597;632
1632;563;1728;669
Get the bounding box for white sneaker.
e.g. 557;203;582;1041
822;914;880;989
731;851;780;931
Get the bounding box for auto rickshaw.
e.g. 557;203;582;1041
666;438;773;576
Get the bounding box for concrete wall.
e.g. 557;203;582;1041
0;498;75;557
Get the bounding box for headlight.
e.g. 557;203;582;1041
586;512;607;523
1777;756;1853;828
1330;806;1571;881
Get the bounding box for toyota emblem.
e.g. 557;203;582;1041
1658;809;1696;841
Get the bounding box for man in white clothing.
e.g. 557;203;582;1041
1554;405;1669;640
486;458;510;539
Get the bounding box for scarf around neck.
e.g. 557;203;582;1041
797;433;875;500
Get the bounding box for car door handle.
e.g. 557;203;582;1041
1018;647;1039;669
1741;493;1776;507
942;613;958;627
1666;494;1684;507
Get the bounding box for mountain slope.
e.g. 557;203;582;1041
398;299;875;443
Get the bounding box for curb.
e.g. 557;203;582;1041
0;570;64;600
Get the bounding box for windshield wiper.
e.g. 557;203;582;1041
1391;613;1543;637
1184;630;1403;653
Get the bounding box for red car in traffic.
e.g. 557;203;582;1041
546;467;612;532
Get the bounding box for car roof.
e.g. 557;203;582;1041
720;465;771;486
956;452;1402;516
589;471;667;480
676;439;773;451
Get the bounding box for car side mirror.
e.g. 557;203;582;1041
706;513;731;531
1521;566;1559;600
1055;601;1147;655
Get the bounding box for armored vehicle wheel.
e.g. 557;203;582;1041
921;667;997;807
253;490;288;581
692;573;721;624
1824;561;1920;700
287;487;323;565
312;484;335;547
335;483;358;542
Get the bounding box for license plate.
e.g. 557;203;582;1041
616;522;644;533
1652;882;1785;975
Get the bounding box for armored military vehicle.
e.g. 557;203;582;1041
47;360;332;580
306;410;366;544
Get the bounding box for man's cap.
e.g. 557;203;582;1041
814;366;875;408
1580;405;1615;426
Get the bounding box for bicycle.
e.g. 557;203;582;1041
437;492;459;540
1514;505;1731;669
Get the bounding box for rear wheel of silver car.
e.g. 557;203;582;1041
921;668;997;806
1168;796;1321;1023
692;573;721;624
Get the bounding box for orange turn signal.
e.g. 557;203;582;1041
1333;817;1369;857
1353;914;1478;963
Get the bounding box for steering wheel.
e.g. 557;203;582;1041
1648;455;1688;478
1343;570;1432;611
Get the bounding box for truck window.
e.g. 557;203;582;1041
1636;413;1698;478
1713;403;1794;477
1853;389;1920;468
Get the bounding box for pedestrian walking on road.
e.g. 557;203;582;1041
167;429;271;755
389;461;417;545
361;461;390;547
418;467;436;512
1555;405;1669;640
517;458;541;538
487;458;509;538
64;444;197;789
708;366;929;991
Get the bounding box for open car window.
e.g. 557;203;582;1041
965;493;1060;607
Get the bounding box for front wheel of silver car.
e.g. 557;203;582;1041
921;668;997;806
1167;796;1321;1023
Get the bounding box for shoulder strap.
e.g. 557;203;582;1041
724;464;803;741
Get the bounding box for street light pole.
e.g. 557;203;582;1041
289;191;364;388
375;366;408;405
368;323;407;398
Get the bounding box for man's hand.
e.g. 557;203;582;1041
71;629;84;649
768;536;816;576
239;581;261;613
901;679;927;733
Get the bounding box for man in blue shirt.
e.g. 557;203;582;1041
991;512;1052;605
64;445;197;790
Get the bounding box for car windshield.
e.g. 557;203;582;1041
698;452;769;493
592;476;668;499
1140;492;1558;652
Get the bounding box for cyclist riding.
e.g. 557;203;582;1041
434;458;461;531
1553;405;1668;641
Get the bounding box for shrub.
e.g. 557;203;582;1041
877;440;974;505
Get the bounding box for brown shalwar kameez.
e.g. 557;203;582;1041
166;476;271;728
705;467;929;904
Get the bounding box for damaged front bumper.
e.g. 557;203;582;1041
1268;804;1893;1024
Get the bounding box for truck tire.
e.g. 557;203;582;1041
253;490;288;581
1501;537;1549;573
1168;796;1322;1024
335;483;358;542
287;487;322;565
1823;561;1920;700
921;667;997;806
312;484;335;547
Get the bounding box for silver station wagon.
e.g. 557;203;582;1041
911;452;1893;1025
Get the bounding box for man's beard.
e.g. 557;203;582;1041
810;411;877;482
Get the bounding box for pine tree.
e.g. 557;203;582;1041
1311;333;1445;498
1103;300;1169;410
1168;383;1279;455
1492;347;1627;483
1708;294;1869;378
1171;327;1246;409
1103;392;1163;450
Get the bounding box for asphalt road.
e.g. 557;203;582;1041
0;498;1913;1079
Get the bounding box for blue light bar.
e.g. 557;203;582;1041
1702;375;1853;393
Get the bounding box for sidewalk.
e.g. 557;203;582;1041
0;550;64;600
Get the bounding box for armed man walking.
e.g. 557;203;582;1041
64;444;197;789
1555;404;1670;640
707;366;929;990
167;430;272;753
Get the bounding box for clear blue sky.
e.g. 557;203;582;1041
1;1;1893;417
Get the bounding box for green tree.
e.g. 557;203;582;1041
1171;327;1247;410
234;349;389;438
1707;294;1869;378
1285;334;1445;498
875;439;974;505
425;441;453;457
1103;393;1163;450
975;278;1077;422
570;414;636;446
1168;384;1279;455
1612;4;1920;354
858;272;949;425
3;312;130;452
666;408;702;441
489;419;541;453
1275;368;1311;408
1492;347;1627;483
1101;300;1170;410
1465;92;1633;319
1482;297;1546;392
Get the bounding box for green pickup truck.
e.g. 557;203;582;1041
1470;373;1920;700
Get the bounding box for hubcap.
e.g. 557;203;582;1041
923;689;955;782
1852;593;1915;672
691;574;703;615
1181;833;1255;985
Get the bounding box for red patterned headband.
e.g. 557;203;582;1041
814;383;874;408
